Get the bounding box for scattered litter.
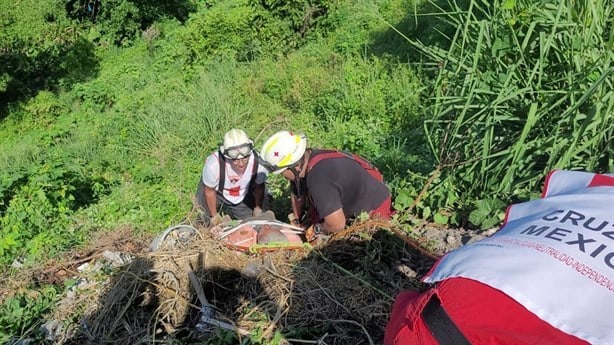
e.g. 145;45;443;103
11;257;25;269
40;319;63;341
396;262;418;278
194;304;216;333
150;224;198;251
101;250;133;267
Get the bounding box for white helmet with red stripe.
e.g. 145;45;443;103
260;131;307;174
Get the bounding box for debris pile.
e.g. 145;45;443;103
32;218;490;344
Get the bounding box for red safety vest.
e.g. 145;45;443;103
385;170;614;345
306;149;383;182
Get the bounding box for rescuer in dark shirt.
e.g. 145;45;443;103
260;130;391;234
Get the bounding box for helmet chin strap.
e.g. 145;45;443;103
289;159;303;180
289;157;306;197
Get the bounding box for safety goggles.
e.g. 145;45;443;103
223;143;253;160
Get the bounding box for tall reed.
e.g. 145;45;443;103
387;0;612;226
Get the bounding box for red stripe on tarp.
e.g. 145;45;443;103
587;174;614;187
541;170;558;198
500;204;513;228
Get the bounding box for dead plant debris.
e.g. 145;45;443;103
26;219;487;344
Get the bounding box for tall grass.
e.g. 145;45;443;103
381;0;613;227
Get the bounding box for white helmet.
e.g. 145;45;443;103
220;129;253;159
260;131;307;174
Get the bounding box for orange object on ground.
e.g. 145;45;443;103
212;220;308;253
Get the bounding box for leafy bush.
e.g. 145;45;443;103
65;0;196;46
178;0;334;63
249;0;333;45
181;0;260;62
0;286;58;342
0;158;105;265
0;0;98;112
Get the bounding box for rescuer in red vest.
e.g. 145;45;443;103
384;170;614;345
259;130;392;235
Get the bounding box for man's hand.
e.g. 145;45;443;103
288;213;302;227
211;213;224;226
253;207;263;217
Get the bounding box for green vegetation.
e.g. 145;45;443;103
0;285;59;344
1;0;612;342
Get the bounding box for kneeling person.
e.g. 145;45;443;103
260;130;392;234
195;129;269;225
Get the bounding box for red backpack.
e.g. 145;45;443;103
306;149;383;182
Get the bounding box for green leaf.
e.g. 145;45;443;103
502;0;515;10
422;206;431;219
469;198;506;229
434;212;449;224
394;189;414;210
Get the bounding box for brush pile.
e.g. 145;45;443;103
51;219;447;345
